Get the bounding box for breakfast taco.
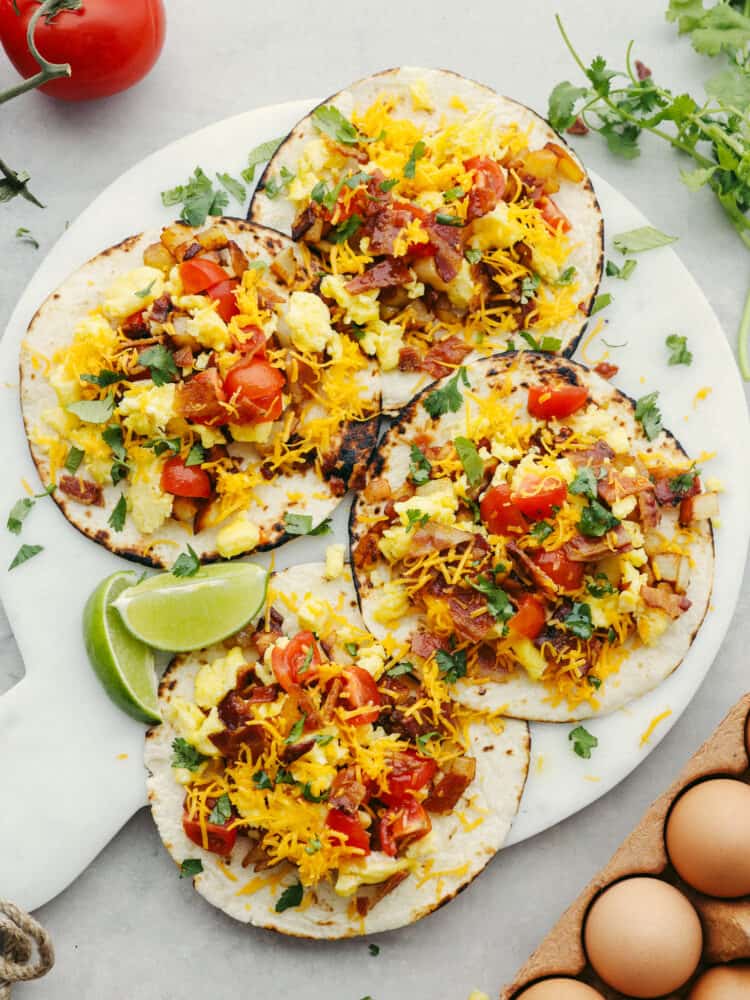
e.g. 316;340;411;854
20;219;380;567
350;353;717;722
250;66;603;409
144;560;529;936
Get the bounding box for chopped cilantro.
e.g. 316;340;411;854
605;258;638;280
134;278;156;300
284;512;313;535
404;140;426;179
518;330;562;352
590;293;613;315
171;738;207;771
8;543;43;570
345;642;359;657
569;466;599;501
285;715;306;744
612;226;677;254
586;574;615;597
15;226;39;249
669;468;699;496
434;212;464;227
368;943;380;956
242;136;284;184
380;178;398;192
216;172;247;204
108;494;127;533
331;213;363;244
297;644;314;676
416;731;440;751
301;782;329;803
564;602;594;639
7;497;33;535
443;185;464;202
666;333;693;366
102;425;126;461
471;575;513;626
208;793;232;825
423;366;470;418
309;518;333;536
179;859;203;879
314;734;334;746
138;345;177;387
634;391;663;440
305;836;322;855
519;273;541;304
67;393;115;424
253;769;273;790
185;443;206;467
80;369;122;388
64;445;85;474
408;444;432;486
556;265;577;285
145;436;181;456
578;499;620;538
275;881;304;912
386;661;415;678
312;105;370;146
405;509;430;531
454;436;484;487
161;166;228;227
589;675;602;689
263;165;295;199
569;725;598;759
172;545;200;578
530;521;553;542
465;248;482;264
436;648;467;684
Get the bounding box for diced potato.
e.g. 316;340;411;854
143;241;175;272
523;148;558;180
676;557;692;594
652;552;680;583
511;638;548;681
636;608;671;645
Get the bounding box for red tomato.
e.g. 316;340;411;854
179;259;229;295
509;595;547;639
534;195;572;233
182;807;237;856
512;475;567;520
464;156;506;221
533;549;584;591
379;798;431;857
271;632;321;693
326;807;371;854
382;750;437;807
206;279;239;323
0;0;166;102
232;326;267;358
339;666;382;726
407;240;437;258
479;484;527;536
223;358;285;425
160;456;211;499
527;384;589;419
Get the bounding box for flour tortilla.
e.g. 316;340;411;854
350;353;714;722
250;67;603;409
144;562;530;937
20;219;381;568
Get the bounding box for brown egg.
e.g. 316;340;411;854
584;877;703;997
689;964;750;999
517;980;604;999
666;778;750;897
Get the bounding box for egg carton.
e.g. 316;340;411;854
500;693;750;999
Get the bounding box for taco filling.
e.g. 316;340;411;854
352;355;717;717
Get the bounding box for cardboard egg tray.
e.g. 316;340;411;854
501;693;750;998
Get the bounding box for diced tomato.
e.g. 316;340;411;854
379;798;431;857
223;357;285;425
382;750;437;807
326;807;371;854
339;666;382;726
527;384;589;419
182;806;237;856
533;549;584;591
512;475;567;520
206;278;239;323
271;631;321;692
160;456;211;499
509;595;547;639
534;195;571;233
232;325;267;357
479;484;527;536
407;240;437;258
179;259;230;294
463;155;506;221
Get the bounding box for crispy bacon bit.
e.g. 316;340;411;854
59;475;104;507
353;521;388;569
425;217;464;283
281;738;315;764
329;766;368;815
173;345;195;368
284;685;322;733
506;540;557;594
635;59;652;80
149;294;172;324
241;838;280;872
423;757;477;814
174;368;226;425
210;721;266;762
567;116;589;136
252;630;282;658
327;475;347;498
227;240;249;278
567;440;615;469
641;584;691;619
398;345;422;371
410;631;446;660
356;870;409;916
267;607;284;631
181;242;202;261
594;361;618;380
420;335;472;379
446;589;495;642
364;477;392;503
345;257;412;294
638;489;660;530
121;309;150;338
564;524;633;561
597;470;653;506
653;472;700;506
321;677;343;722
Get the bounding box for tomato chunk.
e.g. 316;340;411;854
326;807;371;854
206;278;239;323
223;357;285;425
509;595;547;639
382;750;437;807
182;804;237;856
464;155;506;221
533;549;584;591
339;666;382;726
379;798;431;857
534;195;571;233
512;475;567;520
271;631;321;692
160;456;211;498
479;484;527;536
179;259;230;294
527;384;589;419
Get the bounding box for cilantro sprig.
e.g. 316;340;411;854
423;366;470;418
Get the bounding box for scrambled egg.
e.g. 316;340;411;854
320;274;380;326
445;259;474;309
216;515;261;558
373;581;410;627
334;853;409;897
168;700;223;756
355;641;387;680
194;647;246;709
185;304;230;351
117;384;175;438
229;420;276;444
102;267;164;322
469;203;526;252
394;478;458;527
287;138;336;204
127;449;173;534
283;291;342;358
358;319;404;372
324;543;346;580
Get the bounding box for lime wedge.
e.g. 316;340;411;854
113;562;268;652
83;571;160;724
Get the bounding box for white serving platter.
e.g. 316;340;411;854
0;99;747;914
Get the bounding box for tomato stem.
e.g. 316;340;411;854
0;0;79;106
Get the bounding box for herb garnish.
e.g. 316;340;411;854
634;391;663;440
519;273;541;304
590;293;613;315
242;137;285;184
404;140;426;178
311;106;375;146
519;331;563;352
471;575;514;626
171;738;207;771
15;227;39;249
423;366;470;418
556;265;578;285
666;333;693;365
613;226;678;254
9;544;43;570
172;545;200;578
138;345;178;387
216;172;247;204
587;573;616;597
569;725;598;759
405;509;430;531
108;494;127;533
179;859;204;879
569;466;599;501
465;247;483;264
67;393;115;424
408;444;432;485
605;258;638;280
530;521;553;542
564;602;594;639
264;165;295;199
386;661;416;678
275;881;304;912
64;445;84;474
454;436;484;487
579;499;620;537
331;213;363;243
436;648;467;684
208;793;232;825
161;166;229;227
285;715;306;744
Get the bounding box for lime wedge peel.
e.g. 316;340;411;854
113;562;268;653
83;571;161;725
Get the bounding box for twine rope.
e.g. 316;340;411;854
0;901;54;999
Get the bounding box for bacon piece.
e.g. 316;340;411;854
356;870;409;916
423;756;477;814
149;295;172;324
321;677;343;723
353;521;389;569
641;584;691;619
410;631;446;660
174;368;226;426
594;362;618;380
209;722;266;762
364;477;392;503
638;488;660;530
121;309;150;338
597;470;653;506
420;335;472;379
424;217;464;283
173;345;195;368
329;766;368;815
252;630;282;658
281;738;315;764
284;686;322;733
564;524;632;562
446;589;495;642
345;257;412;294
398;346;422;371
59;475;104;507
241;838;281;872
653;472;700;507
505;540;557;594
411;522;476;553
567;440;615;470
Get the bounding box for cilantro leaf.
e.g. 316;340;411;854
530;520;553;542
454;436;484;487
669;468;700;495
7;498;33;535
368;943;380;956
138;345;177;387
667;0;750;56
423;366;470;418
404;140;426;179
587;574;616;597
172;545;200;578
134;279;156;300
301;782;329;803
102;424;127;462
312;106;366;145
471;576;513;625
242;136;284;184
436;648;467;684
666;333;693;365
590;293;613;315
285;715;306;744
605;258;638;280
67;393;115;424
284;512;313;535
263;165;295;200
64;445;84;474
179;859;203;879
579;499;620;538
185;443;206;467
434;212;464;227
569;466;599;501
519;272;540;304
408;444;432;486
564;602;594;639
80;371;121;389
465;248;482;264
108;494;127;533
634;391;663;440
416;731;440;751
548;81;588;131
309;518;333;536
331;213;363;244
612;226;678;254
161;167;229;227
305;836;322;855
275;881;304;912
443;185;465;202
386;661;416;678
208;793;232;825
253;769;274;790
171;737;207;771
9;544;43;570
556;265;578;286
216;172;247;204
405;508;429;532
569;725;598;759
586;55;617;95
